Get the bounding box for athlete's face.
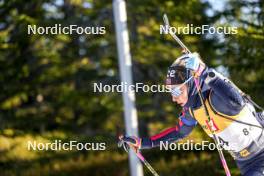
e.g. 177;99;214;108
167;84;188;107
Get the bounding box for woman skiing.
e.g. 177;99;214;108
119;52;264;176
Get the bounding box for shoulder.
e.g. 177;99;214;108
209;91;242;116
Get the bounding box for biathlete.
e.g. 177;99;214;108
119;52;264;176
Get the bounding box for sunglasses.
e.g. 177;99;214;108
170;76;193;97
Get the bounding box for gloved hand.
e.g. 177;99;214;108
185;52;205;77
118;135;141;152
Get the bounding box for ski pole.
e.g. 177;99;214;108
118;139;160;176
193;78;231;176
131;147;160;176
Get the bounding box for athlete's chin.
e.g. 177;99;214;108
173;99;187;107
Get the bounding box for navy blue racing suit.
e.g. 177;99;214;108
140;67;264;176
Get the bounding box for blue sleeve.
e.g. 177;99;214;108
141;111;197;149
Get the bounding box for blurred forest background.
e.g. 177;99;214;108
0;0;263;175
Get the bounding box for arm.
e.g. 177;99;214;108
140;112;197;149
204;68;245;110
